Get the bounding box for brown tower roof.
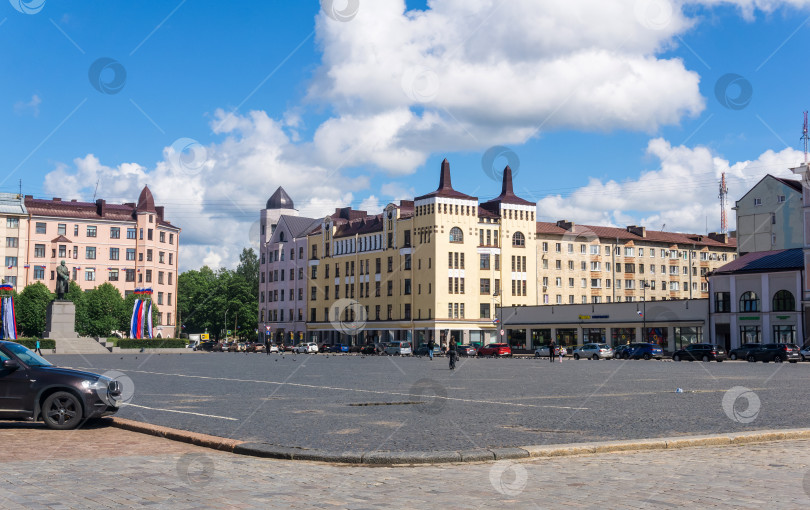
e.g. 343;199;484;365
136;185;156;213
481;166;535;212
415;159;477;201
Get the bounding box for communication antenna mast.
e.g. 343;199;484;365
719;172;729;235
92;179;100;201
802;111;809;163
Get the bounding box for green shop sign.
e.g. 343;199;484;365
776;315;790;320
739;317;760;321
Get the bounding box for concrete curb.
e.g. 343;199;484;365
109;418;810;466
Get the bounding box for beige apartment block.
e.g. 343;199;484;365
0;193;29;290
21;186;180;338
304;160;536;347
535;222;736;305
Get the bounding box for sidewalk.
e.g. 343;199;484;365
2;423;808;509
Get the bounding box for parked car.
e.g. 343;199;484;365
728;343;762;361
292;343;308;354
197;341;217;352
456;344;477;357
413;344;434;356
212;342;225;352
328;344;350;353
613;344;632;359
746;343;801;363
478;343;512;357
573;343;614;360
385;341;412;355
360;343;378;355
626;343;663;360
800;343;810;361
267;344;280;353
672;343;726;362
227;342;239;352
0;340;122;429
250;342;266;353
534;345;566;357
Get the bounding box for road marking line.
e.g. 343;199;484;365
84;368;588;411
120;403;238;421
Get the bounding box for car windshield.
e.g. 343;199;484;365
5;343;52;367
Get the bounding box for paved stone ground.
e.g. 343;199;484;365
48;353;810;453
2;424;810;509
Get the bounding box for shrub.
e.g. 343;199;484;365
14;338;56;350
116;338;186;349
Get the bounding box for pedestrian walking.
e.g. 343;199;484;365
427;338;435;360
448;336;457;370
548;340;555;363
35;339;42;355
265;337;271;355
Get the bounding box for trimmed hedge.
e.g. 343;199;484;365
116;338;186;349
14;338;56;350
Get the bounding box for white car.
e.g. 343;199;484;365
573;343;614;360
801;344;810;361
293;342;319;354
534;345;567;357
268;344;279;353
304;342;319;353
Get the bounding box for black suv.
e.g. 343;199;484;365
728;343;761;361
746;343;801;363
0;340;121;429
672;343;726;362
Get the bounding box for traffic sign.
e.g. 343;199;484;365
500;329;504;336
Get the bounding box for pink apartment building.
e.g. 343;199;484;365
21;186;180;338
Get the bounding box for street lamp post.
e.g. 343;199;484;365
642;281;650;343
224;308;229;341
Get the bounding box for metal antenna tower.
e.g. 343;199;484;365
719;172;728;235
802;111;809;163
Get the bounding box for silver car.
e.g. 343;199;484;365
573;343;614;360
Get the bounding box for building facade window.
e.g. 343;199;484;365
512;231;525;247
772;290;795;312
739;291;759;312
449;227;463;243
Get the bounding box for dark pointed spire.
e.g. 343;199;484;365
501;166;514;196
438;158;452;191
414;158;477;201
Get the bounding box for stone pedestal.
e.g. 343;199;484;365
44;300;77;339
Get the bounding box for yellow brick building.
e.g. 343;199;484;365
306;160;535;347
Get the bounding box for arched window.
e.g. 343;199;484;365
279;232;285;242
739;291;759;312
773;290;795;311
449;227;463;243
512;231;525;247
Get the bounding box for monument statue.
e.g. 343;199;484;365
55;260;70;300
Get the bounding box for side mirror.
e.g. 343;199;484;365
2;359;20;370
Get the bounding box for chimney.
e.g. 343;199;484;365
70;199;78;202
556;220;574;230
155;206;164;221
96;199;106;217
707;232;729;244
627;225;646;237
52;197;61;202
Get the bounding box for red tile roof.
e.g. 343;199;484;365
535;221;736;248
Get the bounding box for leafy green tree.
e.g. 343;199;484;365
236;247;259;299
85;283;124;337
17;282;53;337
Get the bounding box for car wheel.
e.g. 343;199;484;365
802;355;807;362
747;355;756;362
42;391;83;430
702;355;709;362
643;353;651;360
730;353;737;360
573;353;580;360
592;354;600;361
774;355;783;363
789;360;798;364
673;354;681;362
534;352;540;358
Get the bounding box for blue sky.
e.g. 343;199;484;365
4;0;810;269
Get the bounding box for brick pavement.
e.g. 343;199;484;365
2;423;810;509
